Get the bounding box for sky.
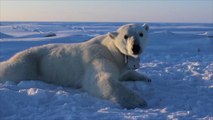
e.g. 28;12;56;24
0;0;212;23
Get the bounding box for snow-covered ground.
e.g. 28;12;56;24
0;22;213;120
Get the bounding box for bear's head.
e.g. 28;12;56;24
109;24;149;58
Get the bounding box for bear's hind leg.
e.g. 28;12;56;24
0;50;40;83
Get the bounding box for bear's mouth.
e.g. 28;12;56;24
132;44;141;55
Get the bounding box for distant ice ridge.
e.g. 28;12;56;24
12;24;42;33
152;29;213;38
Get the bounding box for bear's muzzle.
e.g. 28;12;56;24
132;44;141;55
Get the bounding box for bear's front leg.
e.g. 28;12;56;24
82;59;147;109
119;70;152;82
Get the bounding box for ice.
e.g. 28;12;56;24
0;22;213;120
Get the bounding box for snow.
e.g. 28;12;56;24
0;22;213;120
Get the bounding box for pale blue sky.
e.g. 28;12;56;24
0;0;212;23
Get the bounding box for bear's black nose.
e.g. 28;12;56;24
132;44;141;55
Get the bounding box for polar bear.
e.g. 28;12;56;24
0;24;151;109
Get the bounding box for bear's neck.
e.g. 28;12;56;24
102;37;126;70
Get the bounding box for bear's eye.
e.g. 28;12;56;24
139;32;143;37
124;35;128;39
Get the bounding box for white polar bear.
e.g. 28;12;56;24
0;24;151;109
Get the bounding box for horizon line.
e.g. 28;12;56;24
1;20;212;24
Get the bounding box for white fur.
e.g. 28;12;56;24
0;24;150;109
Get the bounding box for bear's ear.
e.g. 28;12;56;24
143;23;149;31
108;32;118;39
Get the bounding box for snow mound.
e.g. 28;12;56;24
0;32;13;38
17;32;57;38
203;31;213;37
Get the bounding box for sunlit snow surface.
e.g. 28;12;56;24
0;22;213;120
